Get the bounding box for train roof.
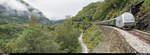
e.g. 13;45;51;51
122;12;134;17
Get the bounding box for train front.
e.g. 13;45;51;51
122;12;135;28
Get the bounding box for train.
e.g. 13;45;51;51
95;12;135;29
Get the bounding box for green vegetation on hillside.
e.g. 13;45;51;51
136;0;150;32
0;15;81;53
0;14;28;24
1;0;150;53
72;0;150;51
82;24;104;52
73;0;142;22
54;19;81;53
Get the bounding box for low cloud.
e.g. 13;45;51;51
23;0;104;20
0;0;28;11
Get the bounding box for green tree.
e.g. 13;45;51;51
2;15;61;53
55;19;81;53
28;15;39;27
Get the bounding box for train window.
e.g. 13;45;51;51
116;17;121;24
118;17;122;24
124;13;134;21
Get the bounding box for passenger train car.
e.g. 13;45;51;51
95;12;135;29
115;12;135;28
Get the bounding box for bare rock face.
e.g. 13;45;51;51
136;15;150;32
131;0;144;15
131;0;150;32
0;0;52;25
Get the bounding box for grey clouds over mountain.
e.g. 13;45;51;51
0;0;52;25
23;0;104;20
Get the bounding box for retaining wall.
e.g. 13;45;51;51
95;25;150;53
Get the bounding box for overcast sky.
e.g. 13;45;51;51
23;0;104;20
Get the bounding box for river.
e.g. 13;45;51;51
78;33;88;53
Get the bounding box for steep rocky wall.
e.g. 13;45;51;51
132;0;150;33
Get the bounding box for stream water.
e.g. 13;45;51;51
78;33;88;53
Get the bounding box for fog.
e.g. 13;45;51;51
23;0;104;20
0;0;28;11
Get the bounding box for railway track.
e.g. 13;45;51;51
98;25;150;44
125;29;150;44
97;25;150;53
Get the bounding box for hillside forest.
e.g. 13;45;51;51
0;0;150;53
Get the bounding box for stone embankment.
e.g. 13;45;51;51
92;25;150;53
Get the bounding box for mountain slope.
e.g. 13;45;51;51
71;0;150;52
0;0;52;25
